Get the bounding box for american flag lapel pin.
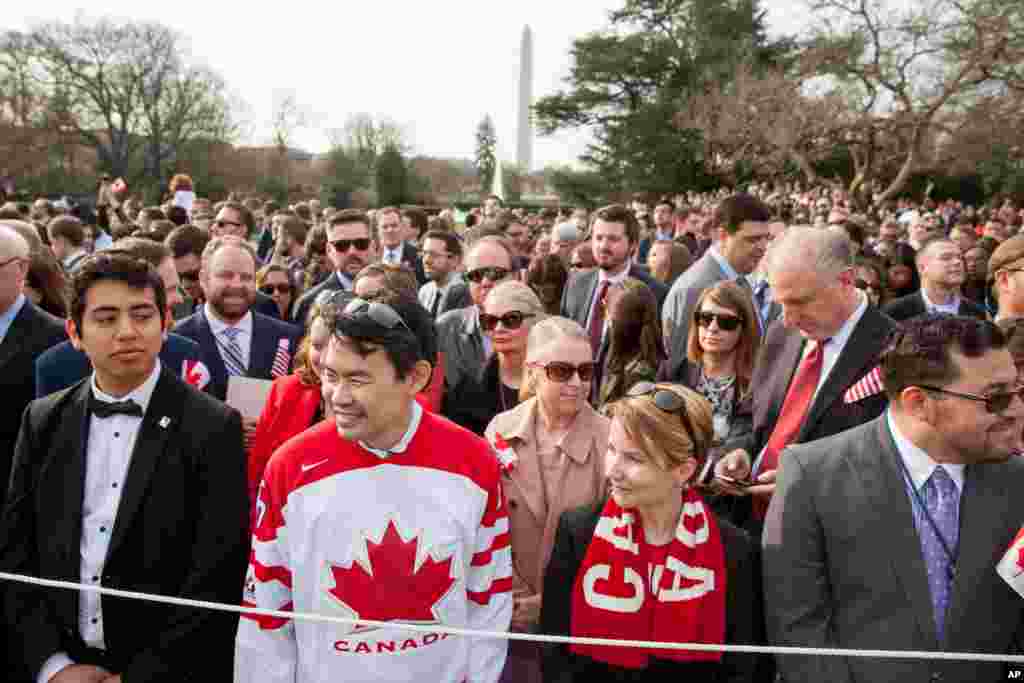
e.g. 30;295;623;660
159;417;171;429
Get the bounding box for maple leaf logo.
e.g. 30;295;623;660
327;519;457;630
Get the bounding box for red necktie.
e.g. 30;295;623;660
754;339;826;519
588;281;610;356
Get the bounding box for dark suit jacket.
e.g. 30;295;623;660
172;308;303;401
1;368;249;682
662;251;731;379
882;290;987;322
291;272;349;330
35;333;204;398
0;300;66;508
418;279;472;319
540;501;762;683
764;417;1024;683
559;265;669;331
399;242;427;286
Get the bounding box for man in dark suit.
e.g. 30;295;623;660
560;204;668;358
662;194;774;379
291;209;376;328
1;251;248;683
884;237;986;321
173;236;302;406
418;230;471;319
376;206;426;285
764;315;1024;682
712;226;900;533
0;226;66;507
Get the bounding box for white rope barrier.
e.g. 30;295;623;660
1;570;1021;663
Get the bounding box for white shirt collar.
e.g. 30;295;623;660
360;400;423;459
920;287;960;313
91;359;162;413
204;304;253;339
825;290;869;354
886;409;965;492
598;264;631;286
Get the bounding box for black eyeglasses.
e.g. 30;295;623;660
917;384;1024;414
341;297;413;335
530;361;597;383
694;311;743;331
466;266;511;284
179;269;201;283
260;283;291;295
626;381;700;452
330;238;371;253
479;311;534;332
570;262;586;269
214;219;244;230
855;278;880;292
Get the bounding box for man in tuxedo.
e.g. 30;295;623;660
764;315;1024;682
173;236;302;409
418;230;470;319
35;237;210;397
376;206;426;285
662;194;773;379
0;226;66;507
884;237;986;321
2;251;248;683
560;204;668;358
291;209;376;327
713;227;899;533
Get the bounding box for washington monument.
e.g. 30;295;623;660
516;25;534;171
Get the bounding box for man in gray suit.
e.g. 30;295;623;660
764;314;1024;683
662;194;773;379
418;230;471;319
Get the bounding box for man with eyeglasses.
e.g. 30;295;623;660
884;237;985;322
292;209;377;328
763;314;1024;683
211;201;254;241
436;235;514;394
418;230;470;319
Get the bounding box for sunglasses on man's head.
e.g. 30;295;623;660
479;311;534;332
465;266;511;284
260;283;291;295
330;238;371;253
694;311;743;331
340;297;414;335
530;361;597;383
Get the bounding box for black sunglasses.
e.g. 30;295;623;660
917;384;1024;415
179;269;201;283
260;283;291;295
215;219;244;229
479;311;534;332
855;278;879;291
626;381;700;452
531;361;597;383
341;297;413;335
466;266;511;284
330;238;371;253
694;310;743;331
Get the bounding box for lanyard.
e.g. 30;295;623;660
895;453;959;580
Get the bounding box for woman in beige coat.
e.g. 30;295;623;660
486;317;611;683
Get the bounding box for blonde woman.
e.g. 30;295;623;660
486;317;610;683
442;280;546;435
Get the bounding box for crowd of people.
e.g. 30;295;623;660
0;176;1023;682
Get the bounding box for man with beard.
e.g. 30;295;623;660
174;237;302;414
764;315;1024;683
418;230;470;319
884;237;985;321
292;209;376;327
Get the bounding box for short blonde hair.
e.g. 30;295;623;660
607;384;713;476
521;316;590;401
484;279;546;319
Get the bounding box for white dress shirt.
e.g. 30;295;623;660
812;291;869;401
887;409;966;493
920;288;961;316
38;361;163;683
205;304;253;373
382;246;403;266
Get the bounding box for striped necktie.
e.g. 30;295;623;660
220;327;247;376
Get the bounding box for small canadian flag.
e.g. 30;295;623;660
271;339;291;378
997;526;1024;598
491;433;518;474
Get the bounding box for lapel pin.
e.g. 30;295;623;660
159;417;171;429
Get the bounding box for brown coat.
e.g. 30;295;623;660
485;398;610;598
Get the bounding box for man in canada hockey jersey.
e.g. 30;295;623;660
235;293;513;682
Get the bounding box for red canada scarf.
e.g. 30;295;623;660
569;489;726;669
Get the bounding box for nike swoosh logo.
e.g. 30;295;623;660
301;458;329;473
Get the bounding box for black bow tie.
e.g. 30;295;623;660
90;395;144;419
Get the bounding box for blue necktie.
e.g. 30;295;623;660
220;327;247;376
921;467;959;641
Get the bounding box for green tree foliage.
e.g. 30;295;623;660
376;143;409;207
544;166;612;209
475;115;497;194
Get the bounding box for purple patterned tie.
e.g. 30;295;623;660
921;467;960;641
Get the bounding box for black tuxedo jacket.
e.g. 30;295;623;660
882;290;987;322
560;265;669;330
173;308;303;401
0;368;249;681
0;300;66;508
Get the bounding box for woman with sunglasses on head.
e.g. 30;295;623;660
485;317;609;683
256;264;295;323
540;383;759;682
595;279;665;411
443;280;546;435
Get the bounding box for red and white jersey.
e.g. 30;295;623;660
235;411;513;683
